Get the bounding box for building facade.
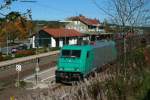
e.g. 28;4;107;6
65;15;105;34
31;28;85;48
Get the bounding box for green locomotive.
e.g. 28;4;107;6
55;40;117;83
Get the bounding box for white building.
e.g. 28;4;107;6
31;28;86;48
65;15;105;33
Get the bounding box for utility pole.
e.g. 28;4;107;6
16;64;22;87
64;29;67;45
6;19;9;56
6;32;9;56
35;26;40;85
35;58;40;85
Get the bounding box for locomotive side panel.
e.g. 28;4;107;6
92;42;117;71
92;47;105;69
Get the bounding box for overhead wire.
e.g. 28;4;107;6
34;2;74;14
30;1;94;18
90;0;115;18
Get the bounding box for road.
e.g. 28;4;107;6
0;44;21;54
0;46;12;54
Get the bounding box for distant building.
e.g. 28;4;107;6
66;15;104;34
63;15;114;41
31;28;86;48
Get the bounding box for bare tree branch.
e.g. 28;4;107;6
92;0;149;27
91;0;115;18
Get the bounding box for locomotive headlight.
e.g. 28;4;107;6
59;67;64;71
75;68;79;71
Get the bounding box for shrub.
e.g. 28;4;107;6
49;47;60;51
16;50;35;56
19;80;26;88
0;53;13;61
15;80;26;88
0;52;4;61
35;47;60;54
35;48;47;54
3;55;13;60
144;47;150;65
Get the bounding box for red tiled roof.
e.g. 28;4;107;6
69;15;100;26
42;28;84;38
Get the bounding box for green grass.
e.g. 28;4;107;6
34;47;60;54
15;54;29;58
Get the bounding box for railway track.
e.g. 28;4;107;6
0;62;56;81
0;51;58;80
0;64;67;100
0;52;59;99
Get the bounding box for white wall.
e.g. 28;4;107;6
33;36;35;48
83;37;90;41
51;37;56;47
69;39;74;45
59;39;63;47
69;38;77;45
66;21;88;33
30;36;35;48
74;39;77;44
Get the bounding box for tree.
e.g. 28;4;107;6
0;11;34;44
92;1;150;99
0;1;35;55
92;0;150;66
103;19;112;33
0;11;34;56
92;0;150;28
5;11;21;21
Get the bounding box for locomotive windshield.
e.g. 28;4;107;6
61;50;81;58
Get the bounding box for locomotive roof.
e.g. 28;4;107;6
62;45;92;50
92;40;115;48
62;40;115;50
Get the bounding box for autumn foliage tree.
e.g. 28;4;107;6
0;11;34;46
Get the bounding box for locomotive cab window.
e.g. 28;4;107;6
62;50;70;57
72;50;81;58
61;50;81;58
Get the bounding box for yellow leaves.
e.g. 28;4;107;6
6;22;17;32
0;16;34;41
0;12;35;47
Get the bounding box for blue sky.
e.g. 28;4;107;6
0;0;109;21
0;0;149;23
